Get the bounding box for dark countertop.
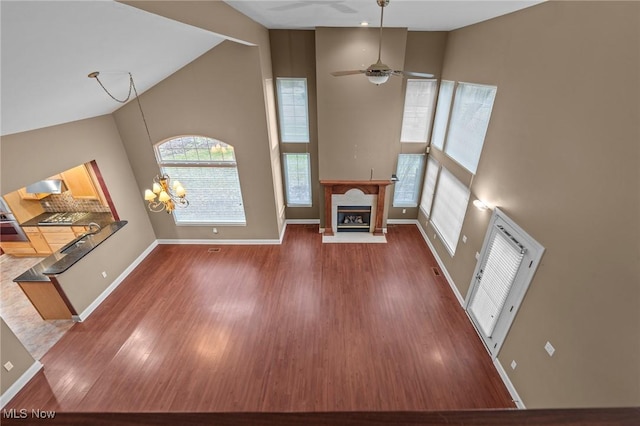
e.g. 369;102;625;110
21;212;114;227
13;220;128;282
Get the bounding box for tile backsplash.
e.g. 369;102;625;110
41;191;111;213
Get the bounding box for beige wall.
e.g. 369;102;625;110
419;1;640;407
112;41;280;240
1;319;36;396
0;115;156;392
270;30;320;221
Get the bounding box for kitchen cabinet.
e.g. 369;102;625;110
39;226;76;252
60;165;100;200
0;241;36;256
22;226;52;255
16;281;72;320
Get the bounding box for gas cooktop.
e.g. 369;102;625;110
38;212;89;225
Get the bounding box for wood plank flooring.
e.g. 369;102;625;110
6;224;514;412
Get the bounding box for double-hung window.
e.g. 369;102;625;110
419;156;440;217
393;154;425;207
430;80;455;151
400;79;438;143
155;136;246;225
444;82;497;173
282;153;312;207
276;78;310;143
429;167;470;256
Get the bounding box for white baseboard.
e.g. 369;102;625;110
77;240;158;322
157;238;281;245
494;358;526;409
415;222;465;306
387;218;417;224
0;361;43;408
285;219;320;224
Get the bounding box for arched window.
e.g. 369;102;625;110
155;136;246;225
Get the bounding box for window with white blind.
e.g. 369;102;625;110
400;79;438;143
445;82;497;174
393;154;425;207
430;80;455;151
430;167;470;255
283;153;312;207
419;156;440;217
155;136;246;225
276;78;310;143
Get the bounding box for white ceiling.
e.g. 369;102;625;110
224;0;544;31
1;0;225;136
1;0;544;137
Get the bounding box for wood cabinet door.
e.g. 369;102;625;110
25;231;52;254
61;165;99;199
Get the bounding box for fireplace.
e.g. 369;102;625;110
320;180;393;238
337;206;372;233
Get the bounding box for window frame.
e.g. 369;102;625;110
282;152;312;208
154;135;247;226
429;166;470;256
399;79;438;143
392;153;426;208
276;77;310;143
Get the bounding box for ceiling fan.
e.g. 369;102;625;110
331;0;434;85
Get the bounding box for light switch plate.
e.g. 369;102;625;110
462;235;467;243
544;341;555;356
4;361;13;371
510;360;517;370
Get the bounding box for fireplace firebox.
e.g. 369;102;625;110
337;206;371;232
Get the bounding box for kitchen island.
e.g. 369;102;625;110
13;220;127;320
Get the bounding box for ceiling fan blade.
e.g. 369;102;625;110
399;70;435;78
331;70;366;76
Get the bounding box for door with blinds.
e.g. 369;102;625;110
466;209;544;358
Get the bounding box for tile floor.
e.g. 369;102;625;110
0;254;73;360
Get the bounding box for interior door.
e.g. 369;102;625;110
465;209;544;358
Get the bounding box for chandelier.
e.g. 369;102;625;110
88;71;188;214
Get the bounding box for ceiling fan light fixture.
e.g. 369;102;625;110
367;75;389;85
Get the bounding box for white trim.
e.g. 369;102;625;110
0;361;43;408
77;240;158;322
494;358;526;409
279;221;288;244
415;220;465;306
285;219;320;224
387;218;416;224
157;238;281;245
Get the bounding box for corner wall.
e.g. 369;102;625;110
420;1;640;408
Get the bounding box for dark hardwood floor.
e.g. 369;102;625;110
7;224;514;412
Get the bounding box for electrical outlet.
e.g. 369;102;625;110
510;360;517;370
433;234;437;240
402;209;406;214
4;361;14;371
462;235;467;244
475;252;480;260
544;341;555;357
101;271;107;278
212;228;218;234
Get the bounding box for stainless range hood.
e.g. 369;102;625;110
26;179;65;194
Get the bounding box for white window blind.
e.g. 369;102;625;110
445;82;497;174
400;79;438;143
430;80;455;151
419;156;439;217
283;153;312;207
430;167;470;255
393;154;425;207
469;226;525;337
276;78;310;143
156;136;246;225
